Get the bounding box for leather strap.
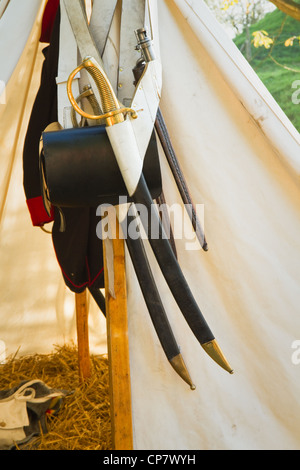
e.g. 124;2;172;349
60;0;162;163
89;0;117;57
56;1;80;128
63;0;103;65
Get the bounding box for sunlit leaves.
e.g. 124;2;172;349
252;30;274;48
284;35;300;46
221;0;239;10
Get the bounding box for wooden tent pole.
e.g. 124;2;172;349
75;290;91;382
103;221;133;451
74;217;133;448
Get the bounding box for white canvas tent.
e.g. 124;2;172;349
1;0;300;450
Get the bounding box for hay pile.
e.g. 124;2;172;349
0;343;112;450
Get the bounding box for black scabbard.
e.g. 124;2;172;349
132;174;214;346
121;210;180;362
122;209;195;388
155;108;208;251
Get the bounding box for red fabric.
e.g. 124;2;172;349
26;196;55;226
39;0;60;43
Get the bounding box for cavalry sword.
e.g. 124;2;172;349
67;56;233;375
62;0;196;388
64;0;233;375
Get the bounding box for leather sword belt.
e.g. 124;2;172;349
40;124;162;209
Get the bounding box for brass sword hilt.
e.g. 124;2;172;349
67;56;138;126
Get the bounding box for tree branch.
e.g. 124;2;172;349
268;0;300;21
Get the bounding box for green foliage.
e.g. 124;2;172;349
235;9;299;65
234;9;300;132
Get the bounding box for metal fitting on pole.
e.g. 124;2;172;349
135;28;156;63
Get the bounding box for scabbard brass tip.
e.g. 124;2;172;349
170;354;196;390
202;242;209;252
202;340;233;374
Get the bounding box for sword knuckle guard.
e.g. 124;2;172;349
67;57;137;125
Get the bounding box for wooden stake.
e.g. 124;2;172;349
75;289;91;382
104;221;133;450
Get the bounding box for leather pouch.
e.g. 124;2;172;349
40;124;162;212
